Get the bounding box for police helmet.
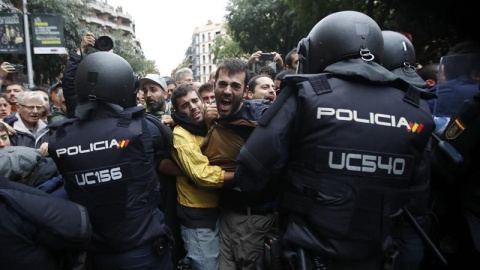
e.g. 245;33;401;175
382;30;426;87
382;30;417;70
297;11;383;74
75;52;137;108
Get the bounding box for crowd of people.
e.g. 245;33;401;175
0;10;479;270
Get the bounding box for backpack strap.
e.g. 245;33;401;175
117;106;158;161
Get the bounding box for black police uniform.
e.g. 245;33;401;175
48;103;173;269
236;59;435;269
0;176;91;270
429;92;480;269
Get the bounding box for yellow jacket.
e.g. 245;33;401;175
172;125;225;208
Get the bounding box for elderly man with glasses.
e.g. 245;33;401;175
3;91;49;155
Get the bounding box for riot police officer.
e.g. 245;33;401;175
235;11;434;270
429;46;480;270
381;29;435;270
48;52;174;269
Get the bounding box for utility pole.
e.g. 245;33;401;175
22;0;34;88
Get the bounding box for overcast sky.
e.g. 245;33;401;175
106;0;229;76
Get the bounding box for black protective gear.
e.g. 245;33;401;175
382;30;417;70
296;10;383;74
75;52;137;108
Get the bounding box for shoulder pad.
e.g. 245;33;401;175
120;105;146;117
283;73;331;85
144;112;163;126
117;106;146;127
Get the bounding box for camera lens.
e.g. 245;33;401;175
94;36;114;51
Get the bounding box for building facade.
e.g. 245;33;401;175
83;0;141;50
186;20;225;83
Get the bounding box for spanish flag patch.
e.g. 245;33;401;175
445;118;466;140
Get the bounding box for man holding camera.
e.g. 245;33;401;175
62;32;114;118
247;51;284;75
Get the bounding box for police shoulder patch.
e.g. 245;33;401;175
445;118;466;140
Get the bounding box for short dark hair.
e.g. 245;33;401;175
5;82;25;91
447;41;480;55
259;66;276;79
198;82;214;95
214;58;250;88
248;75;269;93
171;84;198;112
285;48;298;69
417;63;439;81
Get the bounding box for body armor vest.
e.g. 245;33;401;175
48;106;164;252
280;74;435;260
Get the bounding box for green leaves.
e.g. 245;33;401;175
1;0;151;86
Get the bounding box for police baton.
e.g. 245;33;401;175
403;207;448;267
431;133;463;165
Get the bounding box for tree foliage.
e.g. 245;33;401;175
143;59;159;75
210;33;249;63
225;0;302;60
1;0;150;86
224;0;478;66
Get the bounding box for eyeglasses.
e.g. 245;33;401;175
19;104;45;111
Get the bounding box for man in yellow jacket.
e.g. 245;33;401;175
170;84;234;270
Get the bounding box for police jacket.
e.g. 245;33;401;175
62;53;81;118
432;77;479;118
432;92;480;252
48;102;173;253
236;59;435;261
3;113;49;148
0;176;91;270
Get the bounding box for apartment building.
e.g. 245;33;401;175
83;0;141;49
186;20;226;83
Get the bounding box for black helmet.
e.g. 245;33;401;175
75;52;136;108
297;11;383;74
382;30;416;70
382;30;426;87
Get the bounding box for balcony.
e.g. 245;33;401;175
87;1;115;15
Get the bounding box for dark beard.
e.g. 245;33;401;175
147;100;165;113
